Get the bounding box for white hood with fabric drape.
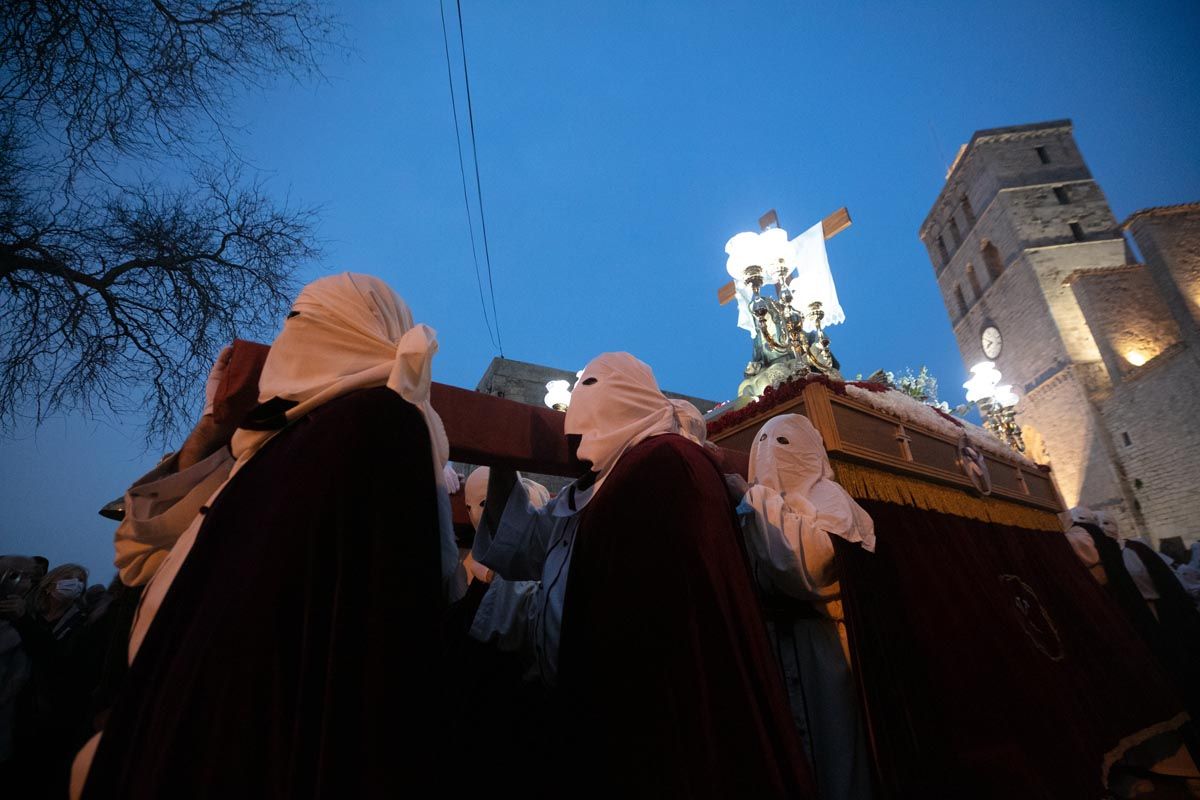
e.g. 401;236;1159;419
564;353;702;501
746;414;875;552
228;273;462;599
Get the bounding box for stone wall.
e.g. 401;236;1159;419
1101;345;1200;542
1019;367;1131;526
1069;265;1183;381
1126;204;1200;348
1024;239;1126;369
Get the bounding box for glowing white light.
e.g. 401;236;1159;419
963;361;1004;403
1125;351;1147;367
544;379;573;411
993;384;1019;408
724;227;793;281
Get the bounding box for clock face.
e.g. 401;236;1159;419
981;326;1003;359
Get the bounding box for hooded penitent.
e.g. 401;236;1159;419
231;273;461;597
563;352;702;496
464;467;550;531
555;364;816;796
78;274;461;799
232;273;448;475
1069;505;1098;529
1095;510;1120;542
747;414;875;552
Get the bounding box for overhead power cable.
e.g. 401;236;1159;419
439;0;499;352
454;0;504;356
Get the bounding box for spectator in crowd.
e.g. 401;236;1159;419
0;556;38;771
2;564;97;796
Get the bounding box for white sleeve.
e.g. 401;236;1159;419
471;479;559;581
468;577;539;656
739;485;838;603
114;447;235;587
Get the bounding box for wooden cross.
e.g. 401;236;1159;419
716;207;852;305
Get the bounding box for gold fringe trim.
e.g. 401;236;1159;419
831;460;1062;532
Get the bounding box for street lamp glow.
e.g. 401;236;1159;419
963;361;1003;403
544;379;572;411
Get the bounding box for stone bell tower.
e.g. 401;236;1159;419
918;120;1141;534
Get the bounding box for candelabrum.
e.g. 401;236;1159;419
963;362;1025;454
978;396;1025;453
741;262;839;377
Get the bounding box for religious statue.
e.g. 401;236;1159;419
720;209;850;398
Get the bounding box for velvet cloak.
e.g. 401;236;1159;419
83;388;447;799
557;434;815;798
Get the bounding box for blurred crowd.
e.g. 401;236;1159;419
0;557;140;796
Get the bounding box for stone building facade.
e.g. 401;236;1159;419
920;120;1200;543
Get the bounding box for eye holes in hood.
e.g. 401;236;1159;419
580;376;598;385
776;436;789;445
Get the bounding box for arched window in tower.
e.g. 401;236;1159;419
948;216;963;249
961;194;976;227
936;235;950;265
954;285;969;319
981;240;1004;281
966;264;983;299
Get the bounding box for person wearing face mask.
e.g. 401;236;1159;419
75;273;466;799
472;352;815;798
737;414;874;800
3;565;93;796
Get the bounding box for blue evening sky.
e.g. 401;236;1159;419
2;0;1198;580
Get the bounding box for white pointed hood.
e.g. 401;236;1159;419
464;467;551;531
564;352;701;495
748;413;874;551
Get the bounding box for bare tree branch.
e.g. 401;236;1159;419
0;2;338;442
0;150;316;439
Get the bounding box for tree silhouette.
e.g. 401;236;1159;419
0;1;337;440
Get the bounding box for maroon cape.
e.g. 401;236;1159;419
556;435;815;798
835;501;1193;799
83;388;448;798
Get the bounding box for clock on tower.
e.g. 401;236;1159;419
981;325;1002;359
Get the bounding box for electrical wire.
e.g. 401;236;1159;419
439;0;498;351
454;0;504;356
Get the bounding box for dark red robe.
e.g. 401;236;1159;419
83;387;448;798
557;434;815;798
835;502;1194;799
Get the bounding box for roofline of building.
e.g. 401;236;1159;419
1122;201;1200;229
920;119;1074;236
1061;263;1145;287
